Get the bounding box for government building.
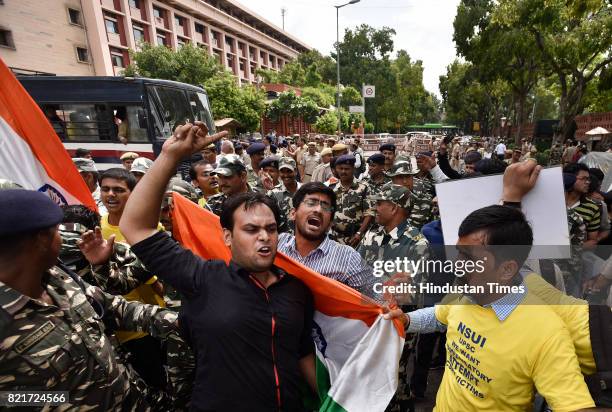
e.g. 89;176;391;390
0;0;310;85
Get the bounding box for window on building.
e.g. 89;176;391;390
105;18;119;34
156;33;166;46
110;49;125;67
225;36;233;49
0;29;14;49
76;47;89;63
133;25;145;42
128;0;140;8
195;24;204;34
68;8;82;25
177;39;186;48
153;7;163;18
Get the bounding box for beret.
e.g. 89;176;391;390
367;153;385;165
335;154;356;166
0;189;63;236
260;156;280;169
379;143;396;152
120;152;139;160
246;142;266;155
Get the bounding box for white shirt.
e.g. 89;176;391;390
495;143;507;155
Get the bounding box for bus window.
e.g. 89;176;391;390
54;104;109;142
113;105;149;143
42;105;67;140
187;91;215;133
150;86;193;132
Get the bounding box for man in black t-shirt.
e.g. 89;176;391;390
119;122;316;412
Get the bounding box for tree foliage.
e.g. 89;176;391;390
266;91;319;124
124;43;266;131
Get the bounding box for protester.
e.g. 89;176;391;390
277;182;377;297
189;160;219;208
119;122;317;411
564;163;602;247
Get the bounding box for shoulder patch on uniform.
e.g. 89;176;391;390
14;321;56;354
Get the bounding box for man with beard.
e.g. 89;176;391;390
277;182;377;298
189;160;219;208
206;155;256;216
119;122;316;411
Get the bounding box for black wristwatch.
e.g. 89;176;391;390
502;201;522;208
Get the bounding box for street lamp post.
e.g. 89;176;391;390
335;0;360;136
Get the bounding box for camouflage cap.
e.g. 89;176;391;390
373;183;412;209
73;157;98;173
212;154;246;177
130;157;153;174
385;161;419;177
165;178;199;204
279;157;297;171
0;179;23;190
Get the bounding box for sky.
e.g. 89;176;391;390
243;0;461;97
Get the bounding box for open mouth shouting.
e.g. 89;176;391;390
306;215;322;230
257;245;273;258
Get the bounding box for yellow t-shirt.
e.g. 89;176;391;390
433;291;594;412
100;214;165;343
523;272;596;375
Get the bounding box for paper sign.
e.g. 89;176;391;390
435;167;570;258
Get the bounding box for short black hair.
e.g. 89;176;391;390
220;192;281;231
189;160;210;181
588;173;601;193
292;182;337;217
563;163;589;175
100;168;136;191
61;205;100;230
589;168;604;183
75;148;91;158
458;205;533;269
474;158;507;175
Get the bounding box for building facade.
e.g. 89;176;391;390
0;0;310;85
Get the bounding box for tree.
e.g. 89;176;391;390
266;91;319;124
454;0;541;143
493;0;612;140
314;111;338;134
301;87;335;108
124;43;267;131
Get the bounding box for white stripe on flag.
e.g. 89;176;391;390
0;116;81;205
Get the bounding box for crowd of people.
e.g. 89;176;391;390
0;122;611;412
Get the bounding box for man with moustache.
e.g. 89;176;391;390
277;182;376;298
205;154;256;216
268;157;301;234
119;122;316;411
189;160;219;208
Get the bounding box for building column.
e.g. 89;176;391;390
167;9;177;49
81;0;113;75
119;0;136;50
204;26;213;56
143;0;156;45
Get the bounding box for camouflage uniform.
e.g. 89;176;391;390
0;265;179;410
413;175;436;198
206;185;257;216
59;227;152;296
330;180;374;246
385;162;434;230
267;182;300;234
246;165;265;192
358;184;430;412
361;175;391;198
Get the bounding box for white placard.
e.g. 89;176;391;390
435;167;570;258
349;106;365;113
363;85;375;98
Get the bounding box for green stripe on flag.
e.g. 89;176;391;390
316;354;348;412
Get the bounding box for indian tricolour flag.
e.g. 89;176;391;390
0;58;95;208
171;193;405;412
